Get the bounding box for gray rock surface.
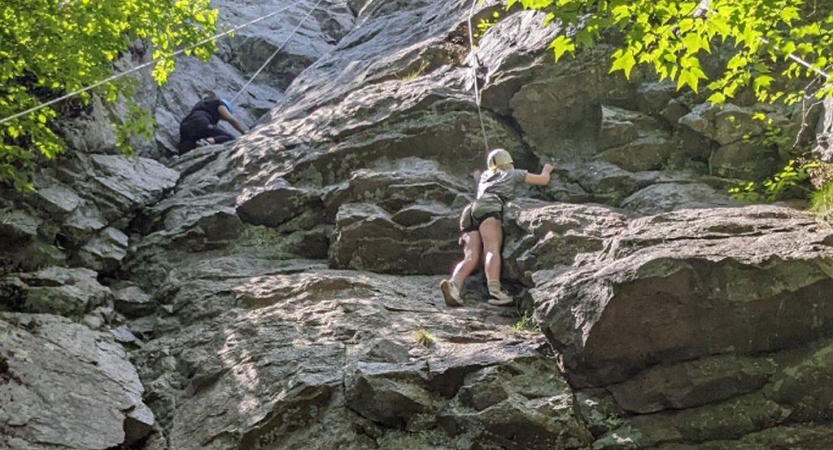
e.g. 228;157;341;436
0;209;39;248
534;205;833;387
114;285;156;319
5;0;833;449
620;182;738;215
0;313;153;449
77;227;129;273
1;267;112;317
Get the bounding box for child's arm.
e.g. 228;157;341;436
524;163;553;186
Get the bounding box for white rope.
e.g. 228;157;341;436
466;0;491;152
232;0;326;102
758;36;830;80
0;0;308;127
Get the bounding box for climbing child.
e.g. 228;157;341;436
441;148;553;307
177;91;248;155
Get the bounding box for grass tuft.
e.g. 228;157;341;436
413;329;436;347
513;312;540;333
811;182;833;223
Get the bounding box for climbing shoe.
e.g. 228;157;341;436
487;289;513;306
196;138;210;147
440;279;463;307
487;280;513;306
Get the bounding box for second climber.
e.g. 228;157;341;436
177;91;248;155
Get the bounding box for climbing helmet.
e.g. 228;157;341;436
487;148;513;170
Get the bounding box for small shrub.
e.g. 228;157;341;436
413;329;435;347
811;181;833;222
513;312;540;333
473;11;501;41
399;60;429;81
729;159;816;203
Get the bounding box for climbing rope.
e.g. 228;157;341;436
0;0;309;127
759;36;830;80
466;0;491;152
232;0;327;102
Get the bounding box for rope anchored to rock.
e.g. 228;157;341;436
466;0;491;153
232;0;327;103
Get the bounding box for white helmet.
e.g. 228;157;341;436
487;148;513;170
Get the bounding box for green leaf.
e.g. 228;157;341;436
708;91;727;104
550;35;575;61
610;49;636;79
754;75;774;90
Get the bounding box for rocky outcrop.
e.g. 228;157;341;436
115;1;833;447
517;205;833;449
131;258;592;449
0;313;153;449
7;0;833;449
534;206;833;387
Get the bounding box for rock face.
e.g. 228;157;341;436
535;206;833;387
7;0;833;449
522;205;833;449
0;314;153;450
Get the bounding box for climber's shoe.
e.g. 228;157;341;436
196;138;210;147
440;279;463;307
487;281;513;306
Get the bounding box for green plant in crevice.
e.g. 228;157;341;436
513;311;540;333
400;60;430;81
811;181;833;222
413;329;436;347
729;159;817;203
473;11;502;41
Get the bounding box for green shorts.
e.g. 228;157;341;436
459;194;504;233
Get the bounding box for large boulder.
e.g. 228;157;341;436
679;103;766;146
0;209;39;249
344;362;435;429
437;358;594;450
76;227;130;273
0;313;153;449
534;205;833;387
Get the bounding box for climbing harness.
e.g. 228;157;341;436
232;0;327;102
466;0;491;152
0;0;311;127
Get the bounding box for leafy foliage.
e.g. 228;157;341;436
0;0;218;190
474;11;503;40
508;0;833;104
729;159;816;202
